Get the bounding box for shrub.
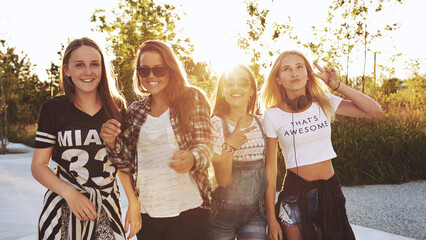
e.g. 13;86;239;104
8;124;36;148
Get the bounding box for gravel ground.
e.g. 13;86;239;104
342;181;426;240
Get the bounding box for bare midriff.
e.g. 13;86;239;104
288;160;335;181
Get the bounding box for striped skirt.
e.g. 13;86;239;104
38;166;126;240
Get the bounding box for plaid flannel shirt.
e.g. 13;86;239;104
108;87;213;209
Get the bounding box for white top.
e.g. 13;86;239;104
209;115;266;189
263;93;342;169
211;116;265;161
136;109;203;217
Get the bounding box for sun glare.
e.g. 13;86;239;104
192;38;249;75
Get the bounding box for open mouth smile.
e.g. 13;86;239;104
148;81;159;86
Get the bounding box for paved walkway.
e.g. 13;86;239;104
0;144;415;240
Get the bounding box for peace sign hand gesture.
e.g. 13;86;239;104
312;62;340;91
225;116;256;150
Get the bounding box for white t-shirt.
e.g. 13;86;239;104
136;109;203;217
263;93;342;169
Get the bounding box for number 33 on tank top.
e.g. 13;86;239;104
58;129;116;186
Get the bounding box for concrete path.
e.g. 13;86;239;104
0;144;416;240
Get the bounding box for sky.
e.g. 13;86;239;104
0;0;425;82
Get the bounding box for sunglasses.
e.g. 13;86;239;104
223;77;251;89
137;66;168;78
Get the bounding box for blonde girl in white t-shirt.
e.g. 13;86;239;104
260;50;382;240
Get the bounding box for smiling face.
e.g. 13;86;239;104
222;67;254;110
64;45;102;96
276;53;309;97
138;50;169;97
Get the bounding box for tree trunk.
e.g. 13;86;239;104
346;52;350;85
0;74;7;154
346;36;350;85
373;52;377;92
362;23;367;93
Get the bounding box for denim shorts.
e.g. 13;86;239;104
278;189;319;227
207;199;267;240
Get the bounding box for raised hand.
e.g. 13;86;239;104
312;62;340;90
100;119;121;150
225;116;256;150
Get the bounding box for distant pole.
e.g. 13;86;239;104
374;52;377;91
362;23;368;93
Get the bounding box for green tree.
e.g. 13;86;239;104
304;0;403;90
382;77;402;95
46;62;61;97
184;59;217;97
404;59;426;106
303;25;344;74
237;0;295;84
46;44;64;98
92;0;213;103
0;40;50;153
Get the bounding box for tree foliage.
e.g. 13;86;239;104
91;0;213;102
236;0;295;84
184;59;217;97
45;44;64;98
382;77;402;95
303;0;403;90
404;59;426;106
0;40;51;152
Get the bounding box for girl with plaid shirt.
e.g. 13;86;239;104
101;40;213;240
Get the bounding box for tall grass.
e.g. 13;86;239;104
335;91;425;185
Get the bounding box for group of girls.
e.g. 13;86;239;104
32;37;381;240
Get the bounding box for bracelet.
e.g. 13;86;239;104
332;81;341;91
222;143;235;154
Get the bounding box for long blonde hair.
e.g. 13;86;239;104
260;50;335;120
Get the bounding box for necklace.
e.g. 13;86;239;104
73;96;102;116
225;114;252;128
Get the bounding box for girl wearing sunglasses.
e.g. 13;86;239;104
207;65;268;240
100;40;212;240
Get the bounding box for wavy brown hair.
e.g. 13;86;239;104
260;50;335;120
133;40;209;134
60;37;126;121
211;64;257;117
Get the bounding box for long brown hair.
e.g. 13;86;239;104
211;64;257;117
260;50;335;120
59;37;126;121
60;37;126;121
133;40;208;133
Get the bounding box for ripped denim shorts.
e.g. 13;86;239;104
277;189;319;227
